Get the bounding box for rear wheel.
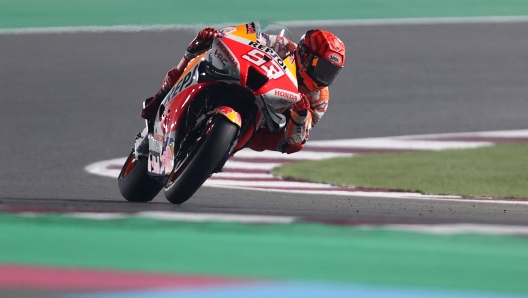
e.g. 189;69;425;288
164;116;239;204
118;150;163;202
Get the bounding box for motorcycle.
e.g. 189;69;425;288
118;21;301;204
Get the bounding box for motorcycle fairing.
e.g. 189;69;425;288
208;106;242;128
148;22;301;176
220;35;299;111
149;59;214;176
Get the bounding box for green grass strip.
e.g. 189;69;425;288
273;143;528;199
2;0;528;29
1;213;528;293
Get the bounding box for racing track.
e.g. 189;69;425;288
1;22;528;225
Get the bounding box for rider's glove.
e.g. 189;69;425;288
185;28;222;59
293;93;310;112
278;95;312;154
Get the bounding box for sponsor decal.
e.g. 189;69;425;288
328;54;341;64
247;41;287;71
242;48;285;80
274;89;299;101
153;133;164;142
148;151;159;173
215;107;242;127
213;49;228;66
149;137;174;175
161;136;174;155
166;63;201;102
246;22;256;34
216;41;239;67
160;139;174;174
219;26;236;35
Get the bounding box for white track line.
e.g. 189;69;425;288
67;211;296;224
203;184;528;205
306;138;492;150
2;16;528;35
205;184;464;199
223;160;281;170
378;223;528;236
205;179;338;189
85;157;125;178
284;16;528;27
396;129;528;139
85;129;528;204
21;211;528;236
231;149;352;160
211;172;274;179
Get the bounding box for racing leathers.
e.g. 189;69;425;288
247;32;330;154
140;25;330;154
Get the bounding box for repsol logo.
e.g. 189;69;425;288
274;89;299;101
248;41;287;71
216;41;238;66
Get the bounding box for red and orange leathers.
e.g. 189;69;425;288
248;87;329;153
261;33;331;128
248;34;330;153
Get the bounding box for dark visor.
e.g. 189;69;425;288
307;55;343;86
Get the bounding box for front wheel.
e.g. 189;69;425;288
118;150;163;202
164;116;239;204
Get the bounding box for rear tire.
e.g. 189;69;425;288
118;151;163;202
164;116;238;204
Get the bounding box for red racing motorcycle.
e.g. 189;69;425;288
118;21;301;204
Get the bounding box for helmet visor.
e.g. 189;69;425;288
307;55;343;87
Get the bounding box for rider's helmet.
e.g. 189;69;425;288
295;30;346;92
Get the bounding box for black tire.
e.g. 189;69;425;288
118;150;163;202
164;116;238;204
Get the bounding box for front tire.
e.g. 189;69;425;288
164;116;239;204
118;150;163;202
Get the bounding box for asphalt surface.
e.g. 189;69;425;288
1;22;528;225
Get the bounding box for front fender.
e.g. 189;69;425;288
208;106;242;128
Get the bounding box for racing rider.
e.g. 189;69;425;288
140;22;346;154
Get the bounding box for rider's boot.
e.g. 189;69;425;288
140;88;170;121
248;130;284;152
